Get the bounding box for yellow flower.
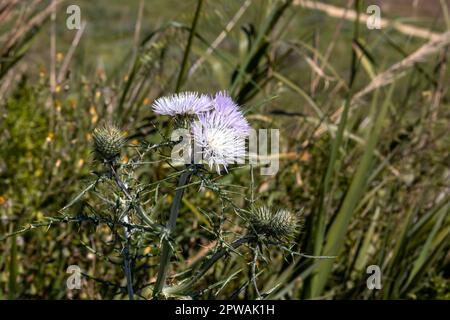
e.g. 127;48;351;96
89;106;98;124
144;246;152;255
46;132;54;143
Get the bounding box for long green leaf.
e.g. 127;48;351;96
405;201;449;287
311;85;394;297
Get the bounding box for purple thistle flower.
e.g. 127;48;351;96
152;92;212;116
192;116;246;174
210;91;250;135
191;91;250;174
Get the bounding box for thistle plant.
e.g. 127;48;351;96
11;91;323;300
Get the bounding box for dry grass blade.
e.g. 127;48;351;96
353;30;450;102
57;21;87;83
188;0;252;77
1;0;61;56
314;30;450;138
293;0;441;41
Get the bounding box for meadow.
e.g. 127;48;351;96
0;0;449;300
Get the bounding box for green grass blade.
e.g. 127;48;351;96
229;0;292;96
354;207;380;271
311;85;394;297
175;0;204;92
405;201;449;288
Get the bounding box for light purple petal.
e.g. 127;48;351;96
152;92;212;116
191;92;250;174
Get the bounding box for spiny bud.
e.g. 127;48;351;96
92;125;125;162
248;206;302;243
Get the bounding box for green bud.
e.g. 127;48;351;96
92;125;125;162
248;206;302;243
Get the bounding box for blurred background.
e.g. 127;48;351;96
0;0;449;299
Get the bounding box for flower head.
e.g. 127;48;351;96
210;91;250;135
152;92;212;116
192;115;246;174
92;125;126;162
248;206;302;243
192;92;250;174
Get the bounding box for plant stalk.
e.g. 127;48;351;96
109;164;135;299
122;221;134;300
110;164;156;228
153;169;192;298
164;235;254;296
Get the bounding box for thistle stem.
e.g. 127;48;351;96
110;164;156;228
109;164;135;300
153;169;192;298
251;246;261;299
122;221;134;300
164;235;254;296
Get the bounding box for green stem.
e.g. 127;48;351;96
109;164;135;299
175;0;204;93
164;235;254;296
153;170;192;298
110;164;156;228
251;246;261;299
122;228;134;300
229;0;292;96
8;230;17;300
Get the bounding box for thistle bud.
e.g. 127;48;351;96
92;125;125;162
248;206;301;243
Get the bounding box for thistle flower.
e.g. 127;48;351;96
191;92;250;174
210;91;250;135
248;206;302;243
92;125;126;162
151;92;212;116
192;116;246;174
